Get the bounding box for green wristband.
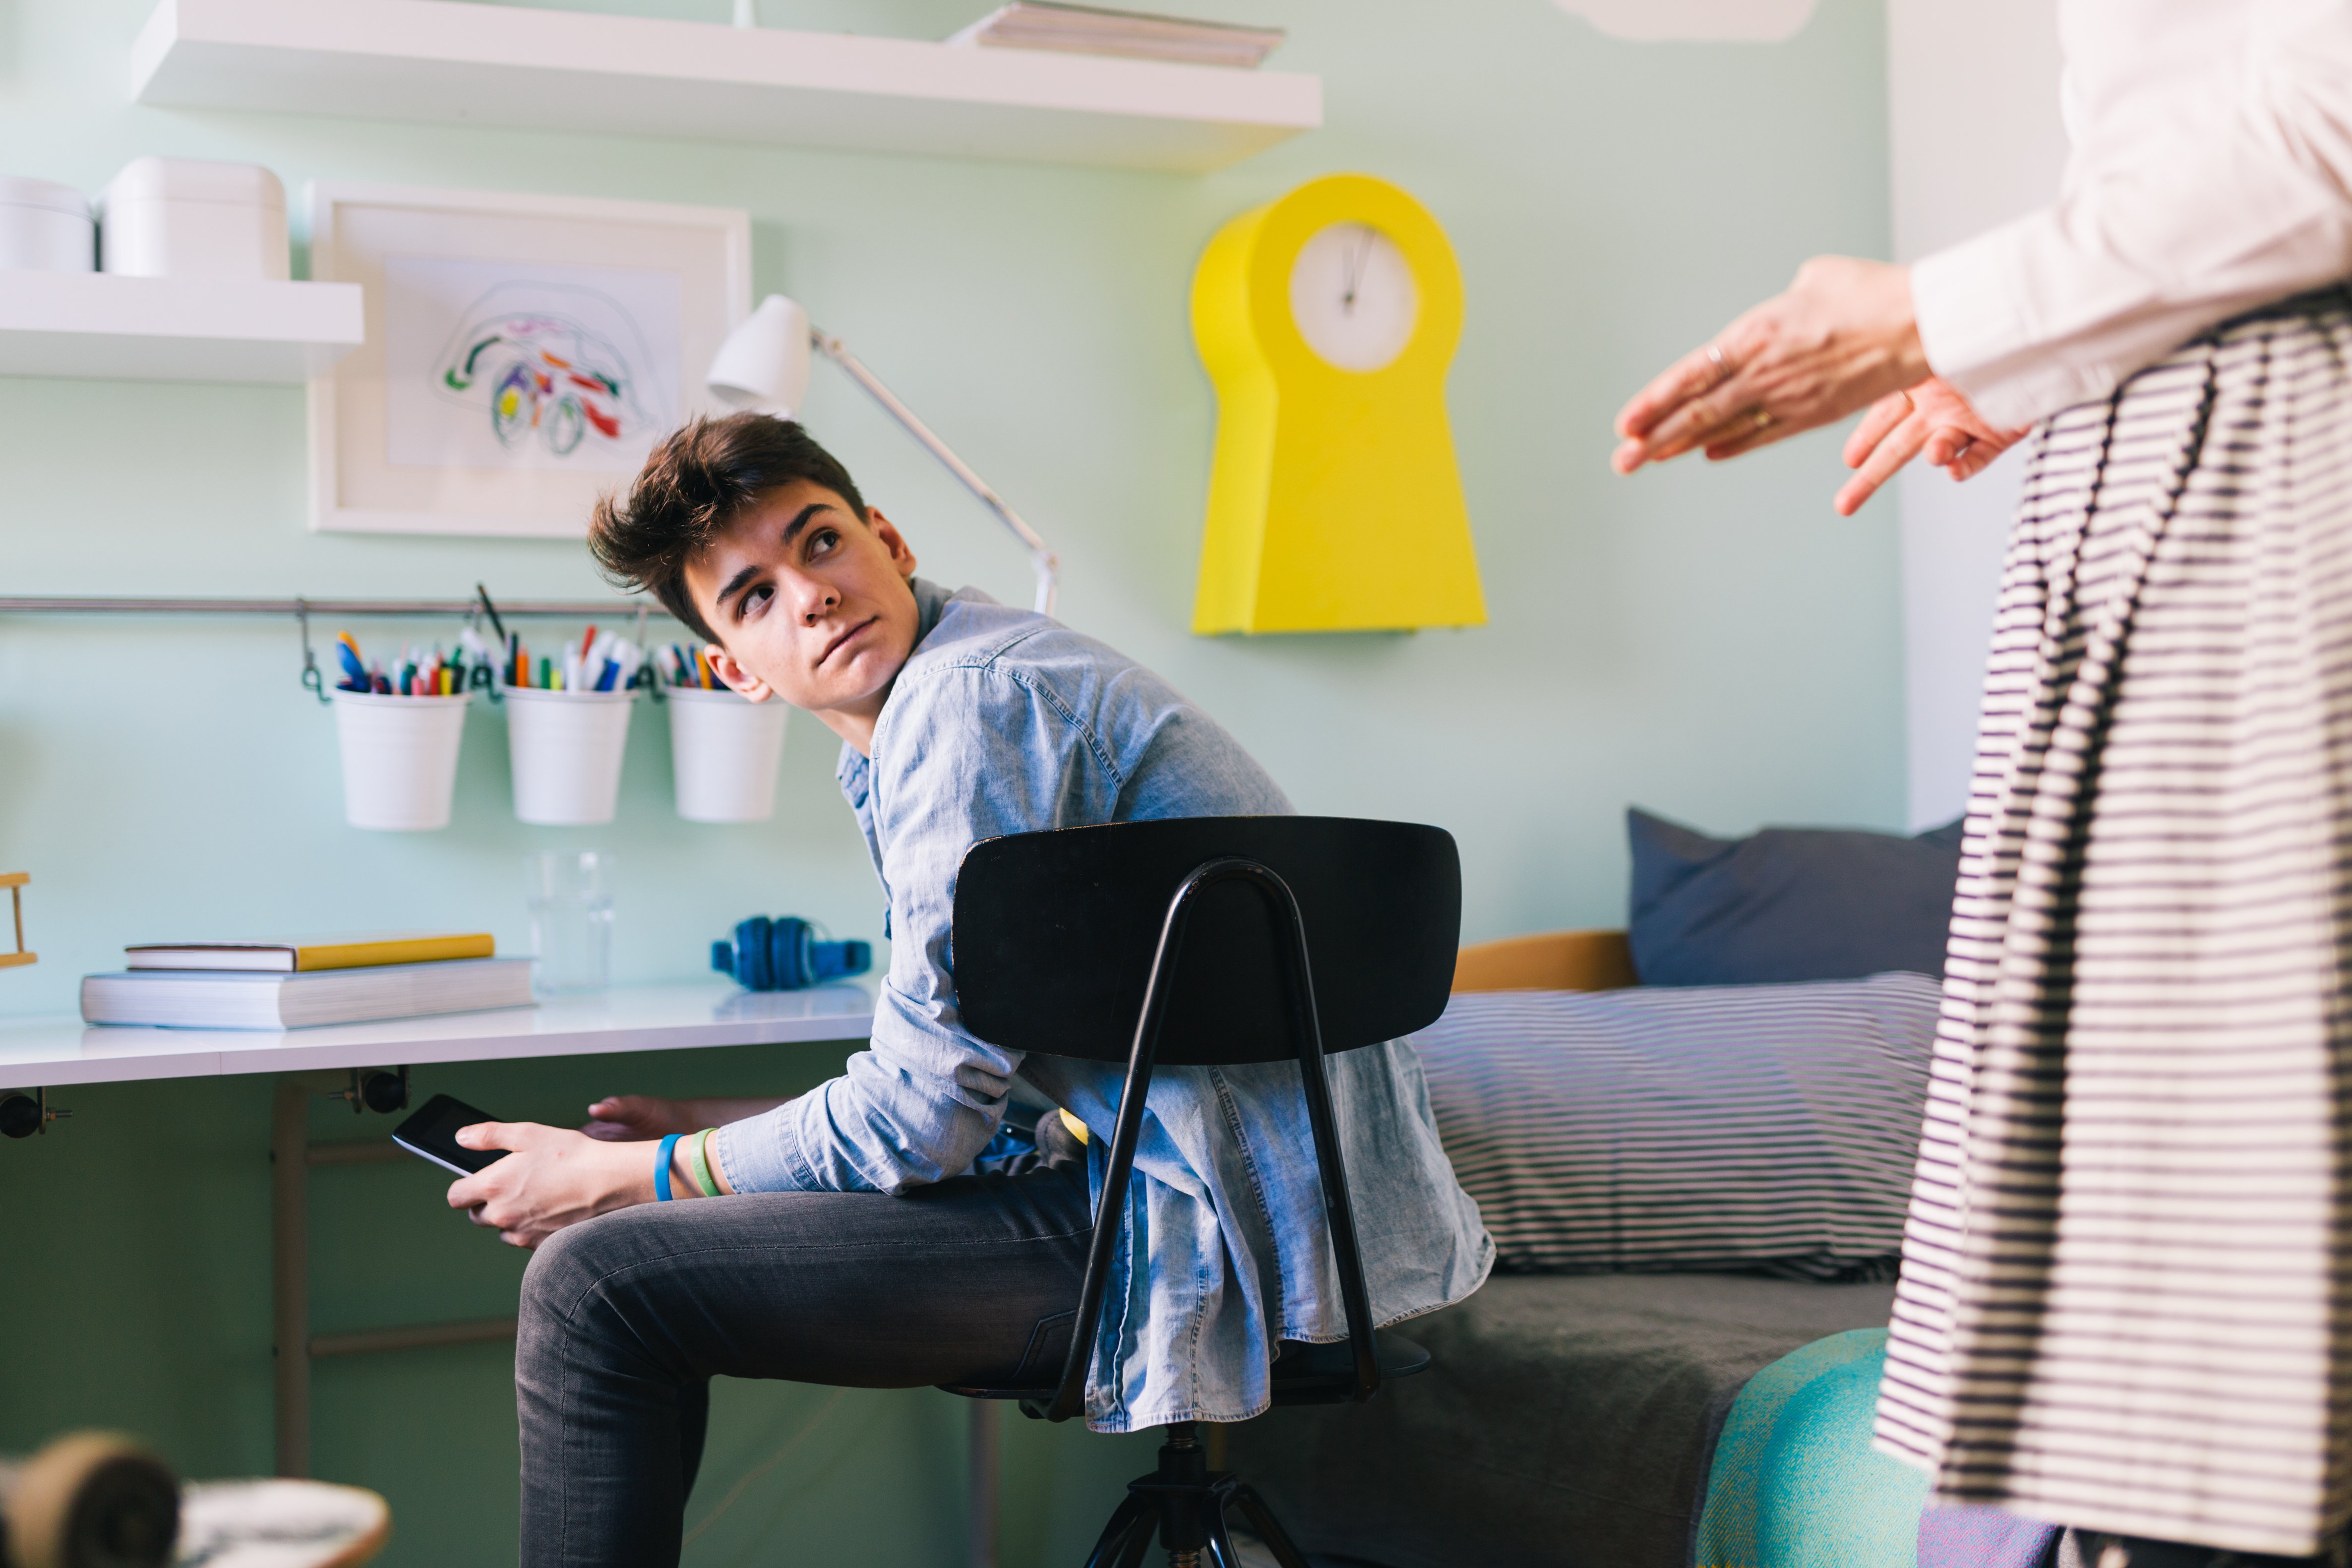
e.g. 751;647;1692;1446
688;1128;720;1199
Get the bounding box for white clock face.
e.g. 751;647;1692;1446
1288;222;1419;373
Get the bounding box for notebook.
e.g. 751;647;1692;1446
946;2;1285;67
82;958;533;1029
123;933;495;973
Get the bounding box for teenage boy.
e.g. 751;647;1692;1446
446;414;1490;1568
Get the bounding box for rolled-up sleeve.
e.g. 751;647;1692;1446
1915;1;2352;430
713;662;1111;1195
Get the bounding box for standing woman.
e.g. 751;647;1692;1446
1613;3;2352;1563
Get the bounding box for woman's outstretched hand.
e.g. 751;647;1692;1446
1612;256;1930;476
1834;378;2028;515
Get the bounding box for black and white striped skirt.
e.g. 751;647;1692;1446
1873;285;2352;1557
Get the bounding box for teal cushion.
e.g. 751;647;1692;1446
1693;1327;1930;1568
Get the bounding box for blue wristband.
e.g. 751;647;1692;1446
655;1133;681;1202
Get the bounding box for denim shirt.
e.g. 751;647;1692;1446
714;580;1492;1431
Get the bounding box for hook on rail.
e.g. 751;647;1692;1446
297;599;329;707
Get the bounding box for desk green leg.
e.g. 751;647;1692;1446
273;1079;311;1479
969;1400;999;1568
270;1075;519;1483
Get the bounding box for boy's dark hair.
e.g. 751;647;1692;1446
588;413;869;643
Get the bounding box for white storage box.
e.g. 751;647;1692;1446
0;176;93;273
98;157;287;281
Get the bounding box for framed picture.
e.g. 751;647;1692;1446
307;181;752;538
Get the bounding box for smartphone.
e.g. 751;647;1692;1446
392;1092;508;1177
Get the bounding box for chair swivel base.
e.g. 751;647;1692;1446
1082;1423;1310;1568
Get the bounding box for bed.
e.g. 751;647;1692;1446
1223;926;1934;1568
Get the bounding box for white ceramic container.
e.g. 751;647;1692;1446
333;691;471;832
0;176;93;273
98;157;288;281
665;686;788;823
504;688;636;826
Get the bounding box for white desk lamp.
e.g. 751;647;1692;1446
707;295;1061;616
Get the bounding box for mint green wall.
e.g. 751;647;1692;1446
0;0;1898;1562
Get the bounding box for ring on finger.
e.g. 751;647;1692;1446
1751;408;1774;432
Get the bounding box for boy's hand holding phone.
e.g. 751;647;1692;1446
398;1090;772;1247
445;1120;663;1249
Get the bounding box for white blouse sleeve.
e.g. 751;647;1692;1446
1912;0;2352;430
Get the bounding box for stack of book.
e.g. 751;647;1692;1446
81;933;533;1029
946;2;1285;68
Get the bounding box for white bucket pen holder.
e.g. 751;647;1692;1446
327;630;486;832
654;643;787;823
499;626;648;827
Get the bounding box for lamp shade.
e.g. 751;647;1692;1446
707;294;812;417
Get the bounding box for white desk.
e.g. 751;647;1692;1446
0;981;875;1088
0;982;956;1556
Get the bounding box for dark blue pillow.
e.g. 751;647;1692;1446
1626;808;1962;986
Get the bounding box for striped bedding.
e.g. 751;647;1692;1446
1410;973;1941;1279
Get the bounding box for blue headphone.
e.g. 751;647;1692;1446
712;916;872;992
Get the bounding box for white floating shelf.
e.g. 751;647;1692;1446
131;0;1322;173
0;271;364;384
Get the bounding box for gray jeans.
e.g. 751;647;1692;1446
515;1160;1092;1568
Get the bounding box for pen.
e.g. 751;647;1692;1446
475;583;507;645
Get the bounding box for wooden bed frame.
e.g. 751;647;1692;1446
1451;928;1636;995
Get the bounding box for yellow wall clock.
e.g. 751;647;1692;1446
1190;173;1485;635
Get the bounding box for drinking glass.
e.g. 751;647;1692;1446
528;850;613;994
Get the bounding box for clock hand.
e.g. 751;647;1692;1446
1341;227;1373;315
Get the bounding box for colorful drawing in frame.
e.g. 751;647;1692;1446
433;282;660;460
309;182;751;536
383;255;683;477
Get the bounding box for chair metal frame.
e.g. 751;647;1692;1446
1034;854;1380;1426
944;818;1458;1568
946;847;1438;1568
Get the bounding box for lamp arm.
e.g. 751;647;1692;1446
810;327;1060;618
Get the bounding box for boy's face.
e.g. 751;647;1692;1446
684;480;921;742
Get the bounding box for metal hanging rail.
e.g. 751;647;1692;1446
0;596;663;617
0;587;687;703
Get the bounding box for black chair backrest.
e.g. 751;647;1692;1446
950;815;1461;1422
955;815;1461;1065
